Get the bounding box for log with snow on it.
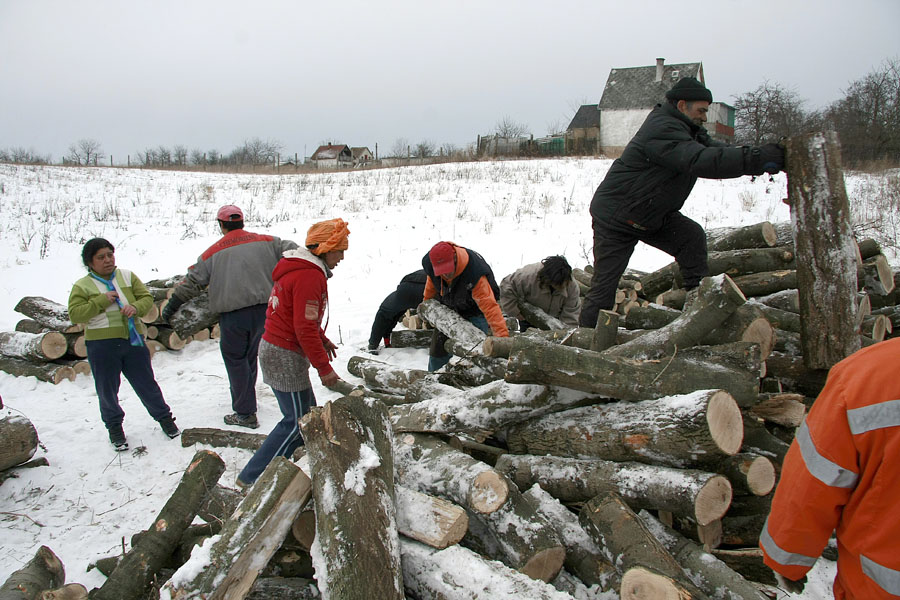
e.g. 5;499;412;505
516;300;568;331
389;379;602;440
300;394;404;600
755;288;799;313
482;327;596;358
638;510;770;600
346;355;429;395
328;378;411;406
167;292;219;339
388;328;432;348
443;335;508;380
731;269;797;297
0;356;75;384
0;414;40;472
395;433;509;515
505;335;761;406
579;493;709;600
400;539;575;600
504;389;744;470
0;545;66;600
520;484;620;592
14;320;88;358
417;298;490;353
180;427;304;460
496;453;732;527
705;221;777;253
0;330;68;361
160;457;311;600
13;296;83;333
395;485;469;549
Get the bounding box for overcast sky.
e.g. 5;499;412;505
2;0;898;162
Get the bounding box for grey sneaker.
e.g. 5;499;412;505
224;413;259;429
159;416;180;438
108;424;129;451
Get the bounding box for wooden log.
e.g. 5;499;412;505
153;326;185;350
139;301;159;324
655;288;686;309
505;335;761;406
197;484;243;526
748;393;806;428
0;415;40;472
395;433;509;514
445;435;507;466
604;274;746;359
389;379;600;439
710;548;777;586
638;511;769;600
61;333;86;358
14;319;48;334
346;355;428;395
396;485;468;549
191;328;210;342
861;314;891;342
145;286;173;302
706;221;777;252
246;577;319;600
700;303;775;360
591;309;619;351
161;457;311;600
506;389;743;470
388;328;432;348
290;506;316;552
167;292;219;339
328;379;412;406
857;238;882;260
0;546;65;600
765;351;829;397
144;325;159;340
300;395;403;600
181;426;268;452
755;288;800;314
400;539;572;600
731;269;797;297
0;457;49;485
571;267;593;287
0;357;75;384
0;331;67;361
521;484;620;592
860;253;895;295
869;271;900;309
785;131;861;368
13;296;82;333
209;323;220;339
145;340;166;358
517;300;568;331
497;453;733;526
443;336;508;380
579;493;708;600
713;453;776;497
38;583;88;600
92;450;226;600
623;304;680;330
773;327;802;355
721;513;767;547
483;328;596;358
748;299;801;333
417;299;489;350
741;418;790;467
145;275;183;289
856;293;872;328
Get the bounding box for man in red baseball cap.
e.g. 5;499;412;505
422;241;508;371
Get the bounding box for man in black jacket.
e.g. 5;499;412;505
367;269;428;353
579;77;784;328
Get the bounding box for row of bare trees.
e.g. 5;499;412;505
733;57;900;167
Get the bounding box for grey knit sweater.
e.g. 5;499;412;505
258;338;311;392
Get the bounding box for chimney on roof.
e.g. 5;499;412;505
655;58;665;82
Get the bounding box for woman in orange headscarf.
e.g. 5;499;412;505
236;218;349;487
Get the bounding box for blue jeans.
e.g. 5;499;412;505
237;387;315;485
428;315;490;372
85;338;172;428
219;304;267;415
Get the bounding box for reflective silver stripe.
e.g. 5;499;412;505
861;554;900;595
759;517;818;568
796;421;858;488
848;399;900;434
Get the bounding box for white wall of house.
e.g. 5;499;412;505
599;108;651;153
314;158;338;169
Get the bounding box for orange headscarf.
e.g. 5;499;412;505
306;218;350;255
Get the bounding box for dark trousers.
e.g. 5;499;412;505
219;304;267;415
579;211;708;327
85;338;172;428
368;280;426;348
238;387;315;485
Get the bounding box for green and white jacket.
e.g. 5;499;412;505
68;269;153;341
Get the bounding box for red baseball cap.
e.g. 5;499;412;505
429;242;456;276
216;205;243;221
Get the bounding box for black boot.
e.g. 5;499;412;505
108;424;128;451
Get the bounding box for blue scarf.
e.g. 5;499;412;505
89;270;145;347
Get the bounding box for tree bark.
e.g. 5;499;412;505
346;355;428;395
706;221;777;252
396;485;469;549
700;303;775;360
395;433;509;515
417;299;489;350
785;131;861;368
196;484;243;527
328;379;411;406
153;326;185;350
709;548;776;586
591;309;619;352
0;331;67;361
764;351;829;397
713;453;776;497
860;253;895;296
505;335;761;406
0;415;39;472
638;511;769;600
482;328;596;358
0;546;66;600
521;484;620;592
161;457;311;600
497;453;732;527
181;427;269;453
731;269;797;297
747;393;806;428
388;328;432;348
443;337;508;380
505;389;743;470
748;300;801;333
300;395;403;600
245;577;319;600
579;493;709;600
13;296;83;333
92;450;225;600
516;300;568;331
168;293;219;339
12;321;86;358
755;288;799;313
741;419;790;468
0;357;75;384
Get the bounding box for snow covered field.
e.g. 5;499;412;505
2;158;893;598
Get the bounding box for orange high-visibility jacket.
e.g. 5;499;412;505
760;337;900;599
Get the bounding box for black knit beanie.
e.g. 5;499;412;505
665;77;713;103
539;255;572;286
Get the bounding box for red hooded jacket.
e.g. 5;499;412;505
261;248;335;379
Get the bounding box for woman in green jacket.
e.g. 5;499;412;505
68;238;178;451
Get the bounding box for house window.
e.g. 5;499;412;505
671;70;679;79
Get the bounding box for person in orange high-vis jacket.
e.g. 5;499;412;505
422;241;508;371
760;337;900;599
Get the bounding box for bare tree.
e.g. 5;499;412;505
190;149;206;166
390;138;410;158
545;118;567;136
494;116;529;138
65;138;104;166
413;140;436;158
732;81;811;145
0;147;50;164
228;137;282;165
173;145;188;166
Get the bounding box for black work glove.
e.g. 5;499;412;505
161;295;185;323
758;143;785;174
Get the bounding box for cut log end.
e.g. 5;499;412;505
746;456;777;496
761;221;777;247
519;545;566;583
694;476;732;526
741;317;775;360
468;470;509;514
620;567;690;600
706;390;743;456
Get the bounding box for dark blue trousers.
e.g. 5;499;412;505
85;338;172;428
218;304;267;415
238;387;315;485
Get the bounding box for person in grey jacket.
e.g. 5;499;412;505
579;77;785;328
162;205;297;429
500;256;581;330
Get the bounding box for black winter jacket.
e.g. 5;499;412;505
590;102;766;233
422;249;500;319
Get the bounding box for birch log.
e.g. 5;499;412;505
346;355;428;395
0;331;67;361
0;415;40;472
13;296;83;333
417;299;488;349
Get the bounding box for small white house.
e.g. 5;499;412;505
310;144;353;169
